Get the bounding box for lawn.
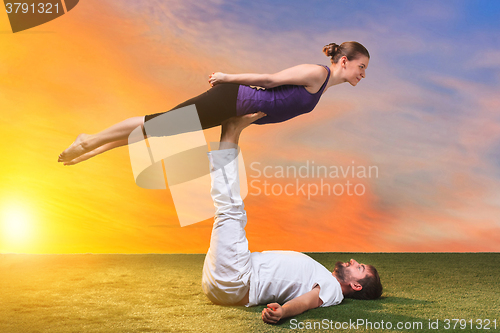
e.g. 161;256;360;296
0;253;498;332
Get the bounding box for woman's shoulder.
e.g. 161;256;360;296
294;64;329;92
299;64;329;81
296;63;329;73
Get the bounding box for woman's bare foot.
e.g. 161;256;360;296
58;133;95;162
63;139;129;166
63;150;96;166
59;116;146;163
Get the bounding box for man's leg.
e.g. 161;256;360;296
201;112;266;305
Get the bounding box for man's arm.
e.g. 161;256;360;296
261;285;324;324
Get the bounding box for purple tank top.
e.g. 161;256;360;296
236;65;330;124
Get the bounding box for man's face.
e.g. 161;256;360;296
333;259;369;283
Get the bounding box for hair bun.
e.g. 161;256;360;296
322;41;369;64
323;43;340;57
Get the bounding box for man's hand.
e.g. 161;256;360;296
260;286;323;324
261;303;282;324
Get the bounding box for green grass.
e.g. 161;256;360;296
0;253;498;332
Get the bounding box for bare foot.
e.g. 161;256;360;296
219;112;266;148
221;112;266;135
58;133;94;162
63;139;129;166
63;146;102;166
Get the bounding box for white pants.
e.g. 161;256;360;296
201;148;252;305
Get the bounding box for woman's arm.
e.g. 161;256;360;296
209;64;326;89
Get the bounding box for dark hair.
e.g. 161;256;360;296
346;265;382;300
323;41;370;64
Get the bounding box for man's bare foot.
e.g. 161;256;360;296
221;112;266;136
58;133;95;162
220;112;266;147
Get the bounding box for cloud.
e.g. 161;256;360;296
468;50;500;69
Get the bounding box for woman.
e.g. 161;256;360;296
58;41;369;165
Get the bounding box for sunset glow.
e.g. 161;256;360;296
1;200;35;251
1;0;499;253
3;209;30;241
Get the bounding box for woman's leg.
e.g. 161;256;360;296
58;84;239;164
58;116;145;163
62;139;130;165
144;84;240;137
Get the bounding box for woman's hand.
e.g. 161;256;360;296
261;303;282;324
208;72;225;87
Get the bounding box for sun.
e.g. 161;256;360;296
2;204;33;244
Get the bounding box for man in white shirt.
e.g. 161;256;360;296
202;112;382;324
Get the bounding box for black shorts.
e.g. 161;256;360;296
144;83;239;137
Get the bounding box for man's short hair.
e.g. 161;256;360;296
347;265;382;300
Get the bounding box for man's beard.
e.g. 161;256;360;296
334;261;349;282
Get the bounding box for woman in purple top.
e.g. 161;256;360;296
58;41;369;165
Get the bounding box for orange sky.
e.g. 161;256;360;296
1;1;499;253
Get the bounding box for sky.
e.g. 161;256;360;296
0;0;499;253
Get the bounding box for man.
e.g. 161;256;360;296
202;112;382;324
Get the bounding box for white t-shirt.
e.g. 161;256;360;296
247;251;343;307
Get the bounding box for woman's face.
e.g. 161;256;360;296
343;55;369;86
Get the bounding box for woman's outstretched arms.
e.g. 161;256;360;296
209;64;326;89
